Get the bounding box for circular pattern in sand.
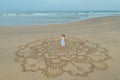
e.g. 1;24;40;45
15;36;110;78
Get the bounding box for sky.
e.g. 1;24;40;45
0;0;120;11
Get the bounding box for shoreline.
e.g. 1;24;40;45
0;15;119;28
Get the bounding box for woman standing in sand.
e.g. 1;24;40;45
60;34;65;51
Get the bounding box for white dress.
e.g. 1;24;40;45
61;37;65;46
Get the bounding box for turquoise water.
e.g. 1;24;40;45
0;11;120;26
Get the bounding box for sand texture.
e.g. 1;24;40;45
0;16;120;80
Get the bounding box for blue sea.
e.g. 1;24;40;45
0;11;120;26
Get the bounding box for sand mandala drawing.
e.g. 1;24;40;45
15;36;110;78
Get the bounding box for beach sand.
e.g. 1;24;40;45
0;16;120;80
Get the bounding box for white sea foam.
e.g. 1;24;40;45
0;11;120;26
33;13;49;16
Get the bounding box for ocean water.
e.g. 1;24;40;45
0;11;120;26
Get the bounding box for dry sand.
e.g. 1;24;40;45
0;16;120;80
